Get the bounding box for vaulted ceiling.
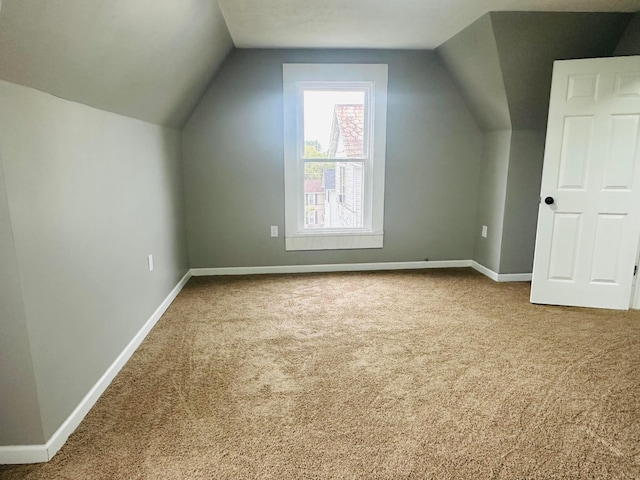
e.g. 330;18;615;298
0;0;234;127
437;12;633;131
0;0;638;128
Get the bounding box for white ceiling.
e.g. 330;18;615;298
217;0;640;49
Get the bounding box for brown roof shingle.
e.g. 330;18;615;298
328;104;364;158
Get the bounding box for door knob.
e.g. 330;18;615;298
544;196;554;205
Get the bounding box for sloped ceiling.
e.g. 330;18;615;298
0;0;233;128
615;12;640;55
0;0;638;127
492;12;631;130
437;15;511;131
437;12;633;132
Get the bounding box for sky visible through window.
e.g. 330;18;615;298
303;90;365;155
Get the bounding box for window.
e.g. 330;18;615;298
305;193;316;206
305;210;317;226
283;64;388;251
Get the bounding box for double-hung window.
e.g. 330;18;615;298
283;64;388;251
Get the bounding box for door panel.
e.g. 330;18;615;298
567;74;598;100
590;214;624;284
558;116;593;189
604;115;639;189
615;73;640;96
548;213;581;281
531;56;640;310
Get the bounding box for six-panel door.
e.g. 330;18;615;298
531;56;640;310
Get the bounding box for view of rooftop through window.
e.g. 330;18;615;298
303;90;365;156
302;89;366;229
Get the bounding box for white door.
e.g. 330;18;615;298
531;56;640;310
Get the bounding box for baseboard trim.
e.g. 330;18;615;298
471;261;532;282
0;446;48;465
0;270;192;465
497;272;532;282
190;260;473;277
192;261;531;282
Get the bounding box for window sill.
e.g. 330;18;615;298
285;233;383;251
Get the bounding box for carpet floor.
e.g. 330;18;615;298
2;268;640;479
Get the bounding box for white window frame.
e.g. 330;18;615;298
283;63;388;251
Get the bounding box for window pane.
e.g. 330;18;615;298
303;90;366;159
304;162;364;229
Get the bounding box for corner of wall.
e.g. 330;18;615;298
473;129;512;273
614;12;640;56
0;150;45;446
436;13;511;132
498;129;546;275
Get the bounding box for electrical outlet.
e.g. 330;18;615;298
147;254;154;272
270;225;278;237
481;225;488;238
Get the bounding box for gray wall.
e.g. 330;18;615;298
182;49;483;268
0;158;44;446
473;130;511;273
491;12;631;130
500;130;546;274
436;15;513;274
437;11;633;274
0;80;189;441
436;14;511;131
614;12;640;56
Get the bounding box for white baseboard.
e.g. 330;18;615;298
0;445;48;465
192;261;531;282
497;272;533;282
471;261;532;282
190;260;473;277
0;270;192;465
470;261;499;281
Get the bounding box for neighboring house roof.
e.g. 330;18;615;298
328;104;364;158
304;179;324;193
322;169;336;190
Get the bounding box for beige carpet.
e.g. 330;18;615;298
2;268;640;479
